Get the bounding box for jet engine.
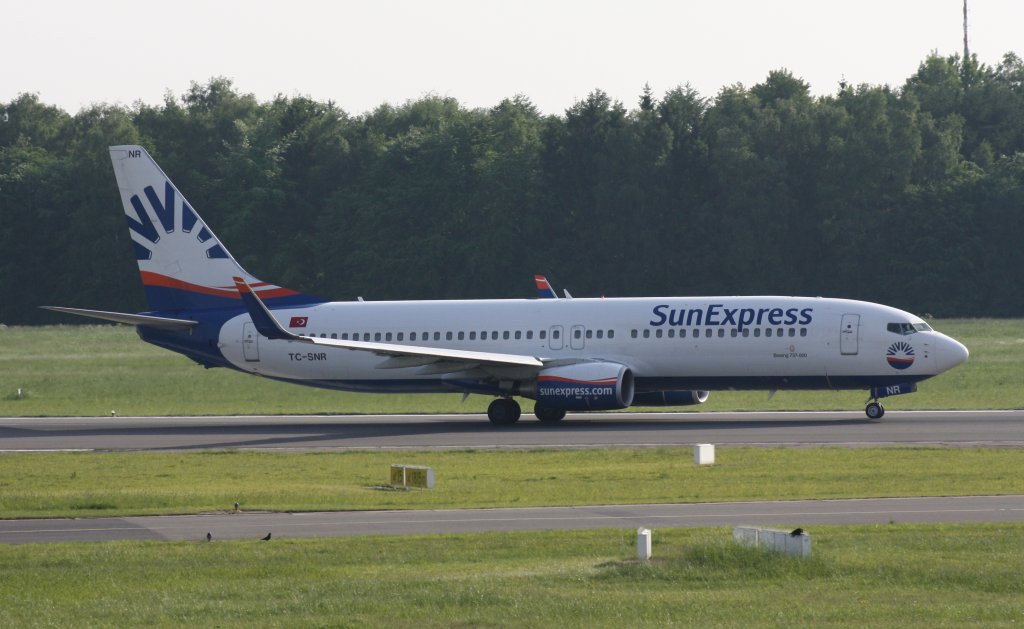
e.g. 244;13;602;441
632;390;710;406
522;362;634;410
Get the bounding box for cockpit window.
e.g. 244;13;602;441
887;322;915;335
888;322;932;335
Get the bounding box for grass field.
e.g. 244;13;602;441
2;321;1022;626
1;319;1021;417
1;524;1022;627
2;447;1022;519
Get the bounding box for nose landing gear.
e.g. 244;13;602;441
865;401;885;419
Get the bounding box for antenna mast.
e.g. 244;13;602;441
963;0;970;60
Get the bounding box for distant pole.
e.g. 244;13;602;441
963;0;970;60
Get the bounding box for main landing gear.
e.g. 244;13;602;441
533;405;567;424
486;399;568;424
487;398;521;425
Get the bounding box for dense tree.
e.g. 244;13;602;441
2;51;1024;324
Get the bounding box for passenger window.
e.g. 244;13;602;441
397;332;404;341
585;329;593;339
374;332;381;341
446;332;453;341
667;329;675;338
631;329;638;338
800;328;807;337
385;332;392;341
515;331;522;340
717;329;724;338
788;328;795;337
680;329;687;338
540;330;547;340
754;328;761;338
341;333;349;340
331;333;338;339
527;330;534;340
656;329;664;338
643;329;651;338
457;331;465;340
470;331;476;340
766;328;772;337
608;330;614;339
504;331;510;340
730;329;738;337
410;332;416;341
492;331;499;340
706;329;713;338
552;330;560;339
777;328;783;337
433;332;440;341
742;329;749;337
596;329;603;339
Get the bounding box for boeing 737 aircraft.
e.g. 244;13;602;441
45;146;969;424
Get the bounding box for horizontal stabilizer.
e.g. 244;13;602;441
41;306;198;330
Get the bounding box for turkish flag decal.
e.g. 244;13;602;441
289;316;308;328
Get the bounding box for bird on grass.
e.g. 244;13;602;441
206;532;212;542
261;532;272;541
790;527;806;537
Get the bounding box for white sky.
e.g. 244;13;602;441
2;0;1021;116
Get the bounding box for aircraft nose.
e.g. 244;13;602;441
935;335;969;373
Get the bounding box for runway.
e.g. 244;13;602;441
0;410;1022;451
2;495;1023;544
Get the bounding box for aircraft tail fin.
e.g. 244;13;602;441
108;145;320;313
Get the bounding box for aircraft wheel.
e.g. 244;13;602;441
865;401;885;420
534;405;566;424
488;398;521;425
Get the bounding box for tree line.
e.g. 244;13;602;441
2;52;1023;324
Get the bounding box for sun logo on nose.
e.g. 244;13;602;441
886;341;915;370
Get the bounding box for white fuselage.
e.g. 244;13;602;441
215;296;967;393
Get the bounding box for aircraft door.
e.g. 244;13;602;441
548;325;564;350
570;325;585;350
243;322;260;361
840;314;859;355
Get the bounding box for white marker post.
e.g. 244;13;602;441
637;527;652;561
694;443;715;465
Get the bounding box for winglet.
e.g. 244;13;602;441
233;277;297;341
535;275;558;299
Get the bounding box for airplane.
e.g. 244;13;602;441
44;145;970;424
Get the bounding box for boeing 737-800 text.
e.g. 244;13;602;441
45;146;969;423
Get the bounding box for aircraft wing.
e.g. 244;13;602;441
40;306;199;330
233;278;544;369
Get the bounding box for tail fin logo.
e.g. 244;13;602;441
127;181;228;262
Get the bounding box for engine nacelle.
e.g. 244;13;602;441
524;362;634;411
632;390;710;406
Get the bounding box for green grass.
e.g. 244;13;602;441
1;524;1022;627
1;319;1021;417
2;447;1022;519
